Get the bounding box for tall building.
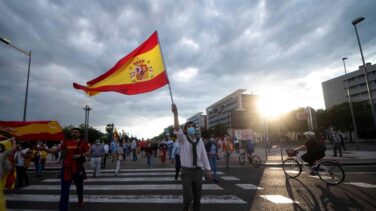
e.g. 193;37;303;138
206;89;259;129
186;112;207;137
322;63;376;108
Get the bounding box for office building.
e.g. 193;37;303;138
206;89;259;129
322;63;376;108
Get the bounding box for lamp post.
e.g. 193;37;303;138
352;17;376;128
342;58;359;150
1;37;31;121
83;105;92;142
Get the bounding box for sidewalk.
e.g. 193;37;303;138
264;143;376;166
28;143;376;171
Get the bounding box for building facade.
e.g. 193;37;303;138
322;63;376;108
206;89;259;129
186;112;207;137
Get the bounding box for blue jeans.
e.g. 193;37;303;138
59;167;84;211
208;155;217;179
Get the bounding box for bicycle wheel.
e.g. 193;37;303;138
317;161;345;185
250;155;261;168
239;153;245;165
283;158;302;178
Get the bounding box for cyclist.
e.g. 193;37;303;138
245;139;255;162
293;131;326;175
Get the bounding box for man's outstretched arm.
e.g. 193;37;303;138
172;103;179;130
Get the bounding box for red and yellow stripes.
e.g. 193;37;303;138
73;31;169;96
0;121;64;141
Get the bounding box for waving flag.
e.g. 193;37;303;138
0;121;64;141
0;139;16;190
73;31;169;96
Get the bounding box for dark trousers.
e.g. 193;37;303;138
132;149;137;161
182;168;203;211
175;155;181;179
59;168;84;211
333;143;342;157
15;166;29;187
301;152;325;166
101;154;107;169
146;155;152;167
160;150;167;163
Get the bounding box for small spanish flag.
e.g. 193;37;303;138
73;31;169;96
0;121;64;141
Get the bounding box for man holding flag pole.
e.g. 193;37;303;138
74;30;204;210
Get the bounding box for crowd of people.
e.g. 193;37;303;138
1;108;349;211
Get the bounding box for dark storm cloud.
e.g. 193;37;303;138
1;0;376;137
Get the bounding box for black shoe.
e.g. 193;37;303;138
310;170;318;176
214;179;220;183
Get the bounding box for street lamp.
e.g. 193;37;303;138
342;57;359;150
351;17;376;128
1;37;32;121
83;105;92;142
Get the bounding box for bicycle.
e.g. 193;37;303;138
239;152;261;168
282;149;345;185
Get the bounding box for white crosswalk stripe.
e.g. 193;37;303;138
43;177;179;182
6;167;252;210
6;194;247;204
345;182;376;188
23;184;223;190
259;195;299;204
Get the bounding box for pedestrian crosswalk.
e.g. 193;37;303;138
5;168;258;210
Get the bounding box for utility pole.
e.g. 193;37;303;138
83;105;92;142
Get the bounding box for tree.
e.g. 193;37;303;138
316;101;374;139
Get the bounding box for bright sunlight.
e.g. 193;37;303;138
257;89;295;120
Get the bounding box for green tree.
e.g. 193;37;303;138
78;123;104;144
316;101;374;140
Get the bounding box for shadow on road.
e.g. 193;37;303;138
285;177;320;211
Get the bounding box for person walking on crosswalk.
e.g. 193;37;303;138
145;141;153;168
114;139;124;175
171;140;181;180
43;127;90;211
90;139;105;177
172;103;211;211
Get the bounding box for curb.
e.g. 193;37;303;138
262;162;376;167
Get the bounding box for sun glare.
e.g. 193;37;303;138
257;90;293;120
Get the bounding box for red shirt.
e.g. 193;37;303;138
62;139;89;180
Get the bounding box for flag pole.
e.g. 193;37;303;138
156;31;174;104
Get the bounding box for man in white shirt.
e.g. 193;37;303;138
172;103;211;211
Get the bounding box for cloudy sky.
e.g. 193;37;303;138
1;0;376;138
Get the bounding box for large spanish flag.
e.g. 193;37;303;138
73;31;169;96
0;121;64;141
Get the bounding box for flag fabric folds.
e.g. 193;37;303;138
113;128;120;140
0;139;16;190
73;31;169;96
0;121;64;141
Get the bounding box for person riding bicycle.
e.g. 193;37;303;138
246;139;255;162
293;131;326;175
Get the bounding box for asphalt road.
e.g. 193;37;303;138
5;164;376;211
